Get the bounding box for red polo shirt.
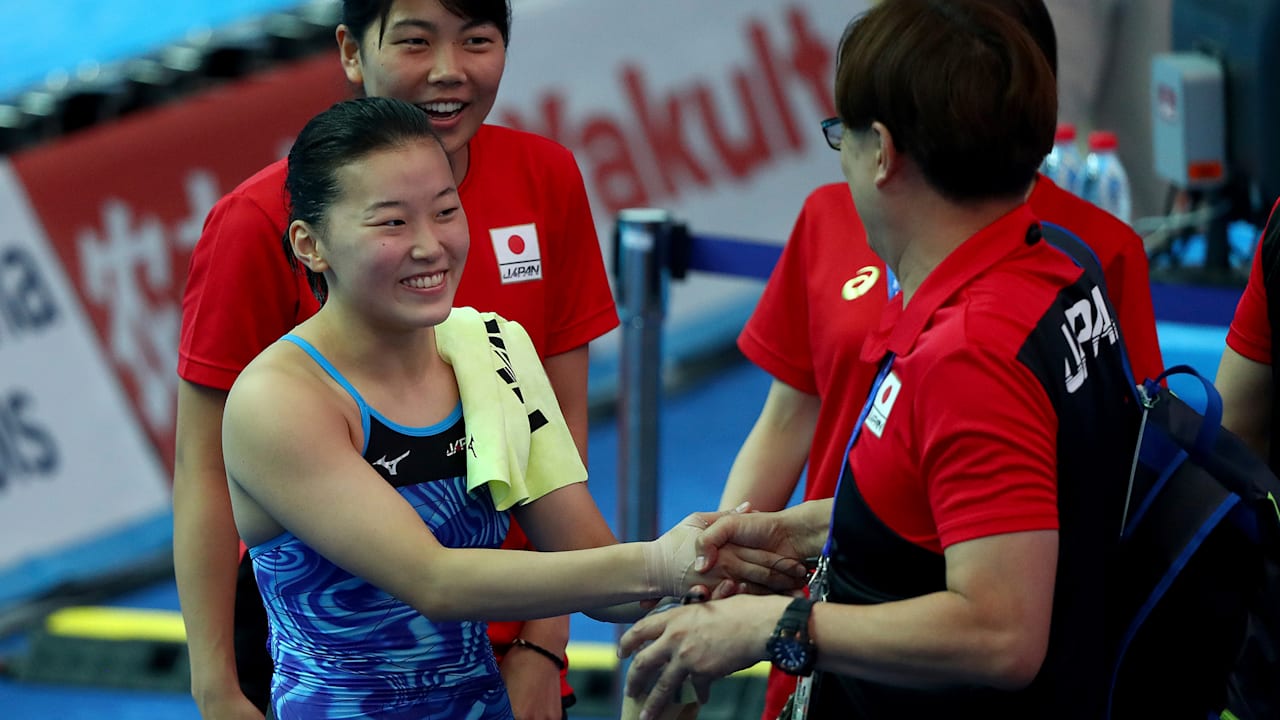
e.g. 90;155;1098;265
1225;199;1280;364
850;205;1062;548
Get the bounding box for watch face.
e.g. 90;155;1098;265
770;598;816;676
768;636;811;674
776;643;808;672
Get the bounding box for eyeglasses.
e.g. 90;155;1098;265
821;117;844;151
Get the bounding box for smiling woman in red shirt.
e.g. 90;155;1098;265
172;3;617;719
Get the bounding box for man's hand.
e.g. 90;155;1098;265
499;648;563;720
618;595;789;718
647;509;807;601
691;508;815;599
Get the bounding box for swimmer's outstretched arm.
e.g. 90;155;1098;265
224;362;802;624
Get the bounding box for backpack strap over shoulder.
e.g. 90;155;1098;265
1040;221;1140;396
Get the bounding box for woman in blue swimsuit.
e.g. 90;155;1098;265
221;96;804;720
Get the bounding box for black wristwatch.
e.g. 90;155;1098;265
766;597;817;677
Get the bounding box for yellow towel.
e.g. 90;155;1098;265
435;306;587;510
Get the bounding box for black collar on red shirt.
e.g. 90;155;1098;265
860;204;1040;363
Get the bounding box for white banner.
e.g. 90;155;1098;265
497;0;868;339
0;161;169;602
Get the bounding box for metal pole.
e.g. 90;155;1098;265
615;208;670;546
612;208;670;714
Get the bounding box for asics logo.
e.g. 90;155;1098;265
842;266;880;301
372;450;411;476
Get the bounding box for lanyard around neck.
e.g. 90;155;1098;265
885;265;900;299
820;352;897;558
815;265;899;559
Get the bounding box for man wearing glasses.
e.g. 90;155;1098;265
627;1;1152;717
714;4;1160;714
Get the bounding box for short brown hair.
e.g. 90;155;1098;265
989;0;1057;77
834;0;1056;201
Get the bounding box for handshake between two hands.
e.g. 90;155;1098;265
644;502;810;603
626;503;813;720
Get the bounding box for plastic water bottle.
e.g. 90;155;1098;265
1041;123;1085;195
1080;130;1132;225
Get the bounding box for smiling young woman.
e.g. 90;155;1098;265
173;3;619;719
216;96;801;719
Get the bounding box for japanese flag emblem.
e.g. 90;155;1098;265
490;223;542;284
864;371;901;438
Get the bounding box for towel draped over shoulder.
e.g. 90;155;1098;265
435;306;588;510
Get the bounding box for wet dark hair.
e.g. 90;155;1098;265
342;0;511;48
283;96;445;303
834;0;1056;202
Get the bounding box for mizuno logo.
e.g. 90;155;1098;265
372;450;411;476
1061;285;1119;394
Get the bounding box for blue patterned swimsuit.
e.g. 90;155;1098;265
249;335;514;719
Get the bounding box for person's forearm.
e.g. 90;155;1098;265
582;600;656;623
515;615;570;658
719;450;805;512
1217;347;1273;459
809;589;1043;690
172;467;247;701
719;381;818;512
532;346;591;642
543;345;590;464
807;531;1056;690
173;379;249;706
781;499;835;558
399;542;661;622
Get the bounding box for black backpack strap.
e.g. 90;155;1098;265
1039;221;1140;395
1040;221;1110;292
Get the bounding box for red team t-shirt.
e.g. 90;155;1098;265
818;204;1139;718
178;123;619;697
1225;199;1280;364
738;177;1162;720
737;183;885;505
850;205;1063;550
